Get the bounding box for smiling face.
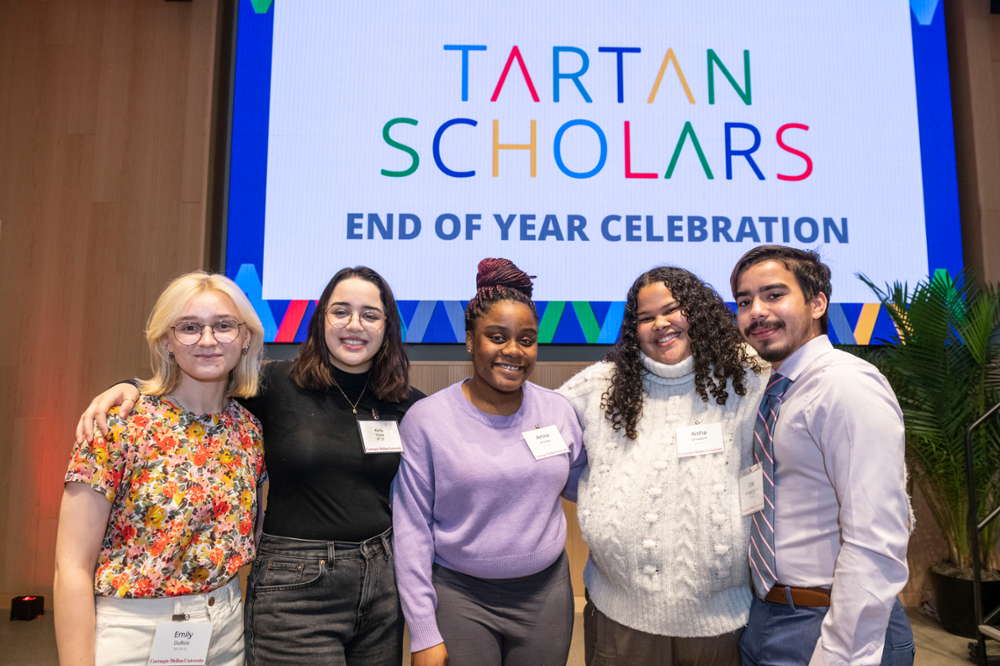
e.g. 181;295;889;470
734;259;827;369
466;300;538;399
164;291;248;385
636;281;692;366
323;277;386;373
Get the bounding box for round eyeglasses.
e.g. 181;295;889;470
171;321;243;345
326;307;385;331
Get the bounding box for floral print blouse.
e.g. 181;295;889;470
65;395;266;598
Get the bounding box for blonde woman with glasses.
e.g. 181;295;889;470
74;266;424;666
55;271;267;666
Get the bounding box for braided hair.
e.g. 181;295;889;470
464;258;538;331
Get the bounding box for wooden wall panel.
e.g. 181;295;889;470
0;0;221;604
947;0;1000;285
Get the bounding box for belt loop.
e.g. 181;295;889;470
380;530;391;561
784;585;796;611
172;597;189;622
327;542;336;569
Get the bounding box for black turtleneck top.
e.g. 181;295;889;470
240;361;424;542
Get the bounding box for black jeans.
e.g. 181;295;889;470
244;528;403;666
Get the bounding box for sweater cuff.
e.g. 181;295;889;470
406;613;444;653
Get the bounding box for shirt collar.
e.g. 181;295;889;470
774;334;834;381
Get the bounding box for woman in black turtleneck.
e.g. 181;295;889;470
75;267;423;666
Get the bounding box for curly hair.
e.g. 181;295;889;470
464;258;538;331
603;266;761;440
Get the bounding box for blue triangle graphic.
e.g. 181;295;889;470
423;302;459;342
551;303;586;343
910;0;939;26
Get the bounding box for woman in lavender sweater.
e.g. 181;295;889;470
391;259;587;666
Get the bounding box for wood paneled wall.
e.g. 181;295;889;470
0;0;223;603
946;0;1000;286
1;0;999;611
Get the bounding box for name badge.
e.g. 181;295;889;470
740;464;764;516
147;621;212;665
357;418;404;454
522;425;570;460
675;422;725;458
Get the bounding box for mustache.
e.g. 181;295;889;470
744;319;786;337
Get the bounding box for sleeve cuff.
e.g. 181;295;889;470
406;613;444;653
808;638;831;666
808;635;884;666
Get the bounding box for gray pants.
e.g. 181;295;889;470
584;592;743;666
432;550;575;666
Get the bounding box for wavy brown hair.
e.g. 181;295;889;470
603;266;760;440
289;266;410;402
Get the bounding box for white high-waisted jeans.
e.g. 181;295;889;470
93;576;244;666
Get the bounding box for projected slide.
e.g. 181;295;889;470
226;0;961;344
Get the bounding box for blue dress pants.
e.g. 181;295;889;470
740;593;915;666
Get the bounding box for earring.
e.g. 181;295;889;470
241;346;249;356
167;351;174;359
466;347;472;355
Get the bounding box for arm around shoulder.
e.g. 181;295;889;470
75;382;141;443
556;361;614;425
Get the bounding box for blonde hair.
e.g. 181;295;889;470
140;271;265;398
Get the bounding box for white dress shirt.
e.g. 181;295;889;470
772;335;910;666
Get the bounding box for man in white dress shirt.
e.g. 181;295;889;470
730;245;914;666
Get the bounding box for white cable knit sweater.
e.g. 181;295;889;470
559;353;768;637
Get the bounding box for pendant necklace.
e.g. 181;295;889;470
332;379;368;415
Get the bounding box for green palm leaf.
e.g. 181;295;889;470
857;271;1000;569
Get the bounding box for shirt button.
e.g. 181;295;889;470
208;597;215;607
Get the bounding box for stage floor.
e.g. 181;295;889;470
0;607;983;666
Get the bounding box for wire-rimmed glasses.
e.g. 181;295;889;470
171;320;244;345
326;307;385;331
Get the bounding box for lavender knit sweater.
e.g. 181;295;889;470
391;380;587;652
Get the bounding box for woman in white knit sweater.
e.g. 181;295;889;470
559;266;769;666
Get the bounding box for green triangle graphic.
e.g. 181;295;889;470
538;302;566;344
572;302;601;344
250;0;273;14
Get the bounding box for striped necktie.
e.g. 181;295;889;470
749;372;793;599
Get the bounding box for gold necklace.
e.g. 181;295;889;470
332;379;368;415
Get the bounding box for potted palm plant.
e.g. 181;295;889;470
859;270;1000;638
